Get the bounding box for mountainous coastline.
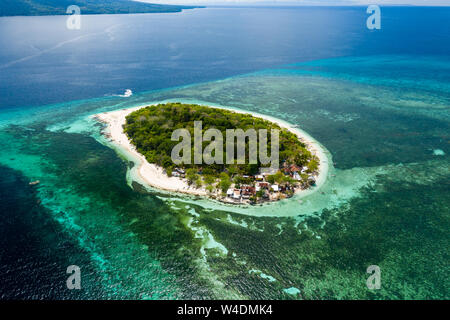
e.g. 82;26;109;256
0;0;201;16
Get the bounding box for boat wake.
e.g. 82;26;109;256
119;89;133;98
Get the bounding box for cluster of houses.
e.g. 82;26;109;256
170;161;317;204
226;181;294;202
225;164;317;204
284;163;318;186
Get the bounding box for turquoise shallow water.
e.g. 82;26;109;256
0;55;449;299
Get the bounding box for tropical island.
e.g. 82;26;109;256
95;103;327;205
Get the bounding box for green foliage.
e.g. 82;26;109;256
194;178;203;188
273;171;284;184
307;158;319;172
204;175;216;185
219;172;230;181
245;164;259;176
227;165;238;176
256;190;265;198
283;175;297;185
0;0;199;16
186;168;198;185
124;103;314;181
267;172;289;184
219;174;232;193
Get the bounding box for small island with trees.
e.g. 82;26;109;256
119;103;320;205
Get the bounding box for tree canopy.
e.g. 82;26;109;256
124;103;316;177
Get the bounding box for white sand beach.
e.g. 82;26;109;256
94;105;208;196
93;103;329;201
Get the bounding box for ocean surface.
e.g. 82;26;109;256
0;7;449;299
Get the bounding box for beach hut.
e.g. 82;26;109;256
241;191;250;199
241;186;255;198
258;182;270;189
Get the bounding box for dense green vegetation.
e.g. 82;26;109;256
124;103;318;180
0;0;199;16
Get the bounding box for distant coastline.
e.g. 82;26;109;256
93;103;329;205
0;0;202;17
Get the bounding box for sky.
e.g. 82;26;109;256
137;0;450;6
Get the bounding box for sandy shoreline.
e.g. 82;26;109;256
93;103;329;202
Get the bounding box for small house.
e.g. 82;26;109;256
258;182;270;189
241;186;255;195
241;191;251;199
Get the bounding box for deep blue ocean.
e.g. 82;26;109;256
0;7;449;299
1;6;449;109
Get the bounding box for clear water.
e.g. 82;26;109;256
0;7;449;299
